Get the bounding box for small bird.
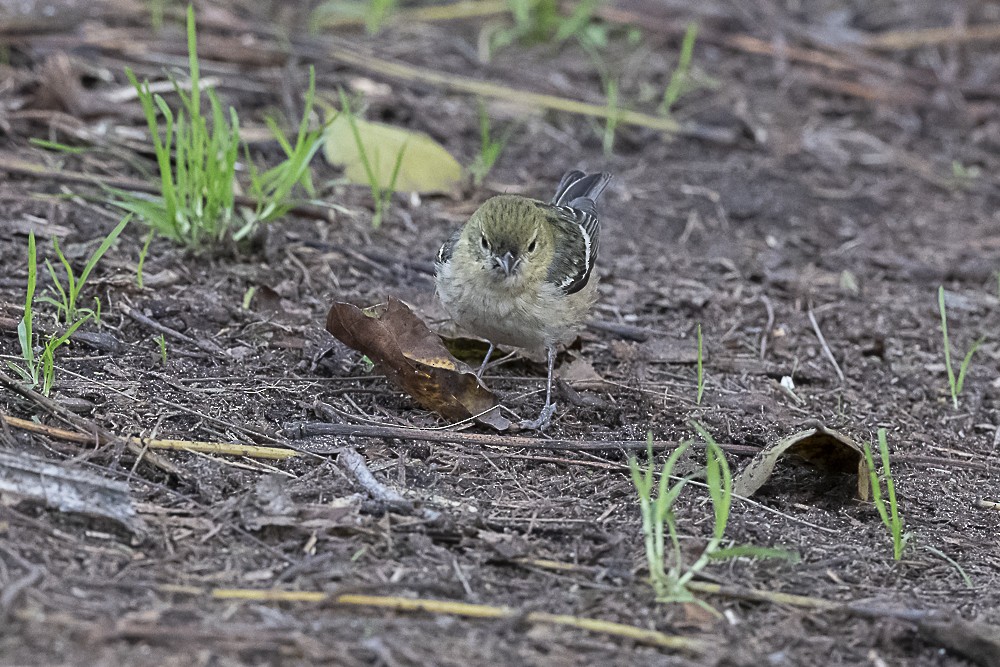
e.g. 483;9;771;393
435;170;612;429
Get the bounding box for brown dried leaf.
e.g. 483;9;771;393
677;602;721;631
33;53;118;117
733;423;871;499
558;356;605;389
326;297;509;430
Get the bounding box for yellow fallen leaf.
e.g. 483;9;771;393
323;114;462;194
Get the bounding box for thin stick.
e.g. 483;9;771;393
0;368;178;474
861;23;1000;51
2;415;296;460
159;585;707;653
120;303;228;358
323;44;682;134
8;412;983;472
339;447;407;507
807;306;845;384
283;420;747;453
286;421;992;471
759;294;775;360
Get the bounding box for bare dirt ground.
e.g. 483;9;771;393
1;1;999;665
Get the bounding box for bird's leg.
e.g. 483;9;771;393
542;344;555;407
476;342;495;379
520;345;557;430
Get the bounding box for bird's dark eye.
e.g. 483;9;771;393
527;239;537;253
481;235;489;250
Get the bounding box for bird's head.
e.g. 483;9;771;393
462;195;553;288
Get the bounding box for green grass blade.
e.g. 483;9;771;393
876;429;905;560
19;232;37;371
77;213;131;300
554;0;601;43
29;138;88;154
955;338;982;395
862;442;890;528
938;286;958;408
186;4;200;116
923;545;973;588
696;323;704;405
51;237;76;315
338;89;383;214
14;232;40;383
661;22;699;115
44;258;69;320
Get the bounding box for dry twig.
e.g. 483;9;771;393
0;368;178;474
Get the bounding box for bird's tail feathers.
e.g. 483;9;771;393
551;170;612;206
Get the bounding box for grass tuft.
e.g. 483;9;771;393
469;100;510;187
40;214;131;324
7;232;95;395
629;423;796;610
862;428;909;561
937;286;981;409
115;6;323;249
659;22;699;116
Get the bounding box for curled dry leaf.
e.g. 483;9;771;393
326;297;509;430
733;423;871;500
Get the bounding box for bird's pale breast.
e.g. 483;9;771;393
436;258;596;352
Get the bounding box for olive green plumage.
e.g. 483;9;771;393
435;170;612;429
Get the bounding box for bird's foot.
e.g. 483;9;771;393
519;402;556;431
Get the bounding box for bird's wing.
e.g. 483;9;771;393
542;202;601;295
436;229;461;266
551;171;612;207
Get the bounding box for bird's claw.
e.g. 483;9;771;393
519;402;556;431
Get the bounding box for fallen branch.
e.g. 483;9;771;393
0;448;146;535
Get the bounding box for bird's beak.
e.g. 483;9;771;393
495;251;517;276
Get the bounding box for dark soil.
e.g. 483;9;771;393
1;1;999;665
